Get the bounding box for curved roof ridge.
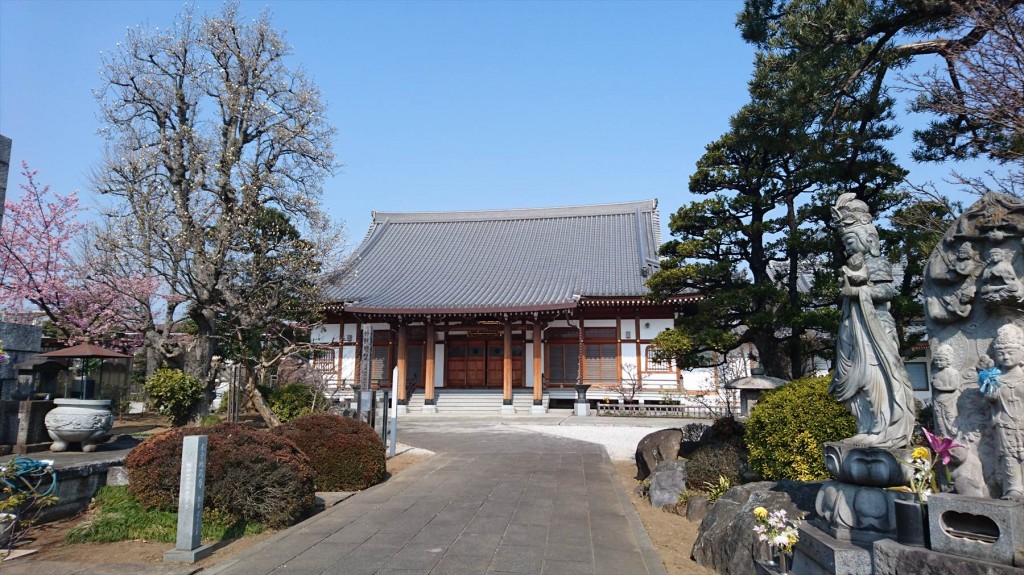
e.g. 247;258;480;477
372;198;656;224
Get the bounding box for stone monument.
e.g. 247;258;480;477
913;192;1024;571
792;194;919;574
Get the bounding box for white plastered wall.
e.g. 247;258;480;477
312;324;340;344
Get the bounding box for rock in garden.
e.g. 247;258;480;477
649;459;687;508
635;428;683;480
691;480;821;575
686;494;709;522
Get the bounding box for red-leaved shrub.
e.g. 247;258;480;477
272;414;386;491
125;423;315;527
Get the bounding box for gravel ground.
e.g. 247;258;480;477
510;424;655;461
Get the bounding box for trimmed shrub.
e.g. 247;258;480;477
272;414;386;491
685;443;743;490
144;369;205;426
268;384;330;423
702;415;746;448
125;424;315;527
745;375;857;481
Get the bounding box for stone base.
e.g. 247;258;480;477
396;405;408;415
927;492;1024;566
163;543;215;563
816;480;905;540
792;521;874;575
500;405;516;415
873;538;1023;575
421;404;438;414
530;405;547;414
575;403;591;417
824;442;913;487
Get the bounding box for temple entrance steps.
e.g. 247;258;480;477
406;389;549;413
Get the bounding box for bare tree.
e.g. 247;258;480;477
92;2;339;420
613;363;642;403
904;1;1024;172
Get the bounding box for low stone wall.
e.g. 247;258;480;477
40;459;121;523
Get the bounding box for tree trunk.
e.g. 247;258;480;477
752;330;787;379
246;371;281;427
185;310;218;422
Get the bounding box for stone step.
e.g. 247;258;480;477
406;390;547;413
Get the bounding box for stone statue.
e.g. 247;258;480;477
980;247;1024;304
931;343;961;437
830;193;915;449
923;192;1024;498
985;324;1024;501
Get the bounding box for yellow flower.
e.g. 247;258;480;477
753;507;768;521
912;447;930;461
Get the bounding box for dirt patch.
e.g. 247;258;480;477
6;443;433;568
613;461;713;575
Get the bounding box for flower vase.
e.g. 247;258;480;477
894;499;930;548
777;551;789;574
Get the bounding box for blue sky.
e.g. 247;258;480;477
0;0;987;244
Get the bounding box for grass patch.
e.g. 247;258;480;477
66;486;262;544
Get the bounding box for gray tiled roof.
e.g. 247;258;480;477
324;200;662;313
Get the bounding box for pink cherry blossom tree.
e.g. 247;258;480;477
0;162;156;345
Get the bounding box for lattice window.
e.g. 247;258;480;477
645;347;673;373
313;348;336;373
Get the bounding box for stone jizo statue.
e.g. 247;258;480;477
931;343;961;438
985;323;1024;501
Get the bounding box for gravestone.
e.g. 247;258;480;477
163;435;214;563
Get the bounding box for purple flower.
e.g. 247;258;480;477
922;428;963;466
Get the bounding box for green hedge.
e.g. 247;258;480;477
745;375;856;481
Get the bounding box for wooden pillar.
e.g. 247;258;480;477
397;323;408;404
634;317;643;389
425;322;436;404
353;321;362;386
503;320;513;404
533;321;543;403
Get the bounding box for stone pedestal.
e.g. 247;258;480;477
791;521;874;575
873;538;1023;575
530;403;547;415
421;404;438;414
816;481;907;543
500;403;516;415
823;442;913;487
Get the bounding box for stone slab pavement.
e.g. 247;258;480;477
205;418;668;575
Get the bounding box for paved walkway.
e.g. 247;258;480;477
206;419;667;575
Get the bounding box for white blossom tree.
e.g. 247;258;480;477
92;2;340;419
